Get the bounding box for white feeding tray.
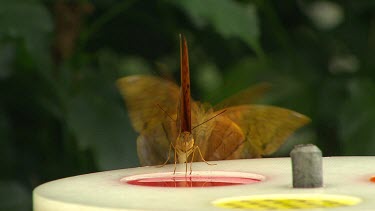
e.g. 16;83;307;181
33;157;375;211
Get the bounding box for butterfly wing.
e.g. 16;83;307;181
214;82;271;110
136;119;177;166
191;104;246;161
220;105;311;158
117;75;179;132
117;75;180;165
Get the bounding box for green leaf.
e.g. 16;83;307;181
0;181;30;211
0;0;52;36
66;89;138;170
207;57;266;104
173;0;261;54
0;43;16;79
0;0;53;71
119;56;152;76
194;62;223;99
338;79;375;155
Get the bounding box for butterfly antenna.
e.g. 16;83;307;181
192;109;227;130
155;104;176;121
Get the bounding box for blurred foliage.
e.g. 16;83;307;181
0;0;374;210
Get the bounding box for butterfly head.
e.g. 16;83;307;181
176;131;194;153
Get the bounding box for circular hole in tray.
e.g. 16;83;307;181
121;171;264;188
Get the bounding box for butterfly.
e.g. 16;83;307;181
117;34;310;173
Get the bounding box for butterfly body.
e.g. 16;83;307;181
173;34;196;167
175;131;195;164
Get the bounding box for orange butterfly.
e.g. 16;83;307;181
117;34;310;173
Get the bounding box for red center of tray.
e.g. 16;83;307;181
122;171;264;188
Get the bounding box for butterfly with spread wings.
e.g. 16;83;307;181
117;35;310;173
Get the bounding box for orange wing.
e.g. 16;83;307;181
117;75;180;165
118;76;311;165
191;103;246;161
214;82;271;110
192;104;310;161
136;119;177;166
117;75;179;132
220;105;311;158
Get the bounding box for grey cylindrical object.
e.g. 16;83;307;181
290;144;323;188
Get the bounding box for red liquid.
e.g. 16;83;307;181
370;176;375;183
125;175;261;187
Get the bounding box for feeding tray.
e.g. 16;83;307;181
33;157;375;210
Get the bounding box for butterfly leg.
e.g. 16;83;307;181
187;146;216;175
185;151;189;176
189;150;194;175
194;145;217;167
173;147;178;174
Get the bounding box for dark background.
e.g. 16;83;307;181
1;0;374;210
